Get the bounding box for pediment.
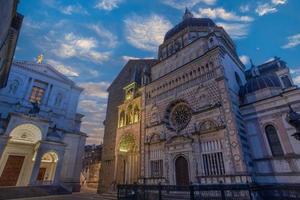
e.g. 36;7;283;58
13;61;74;85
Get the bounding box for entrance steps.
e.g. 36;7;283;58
0;185;71;200
97;192;117;200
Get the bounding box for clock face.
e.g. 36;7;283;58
165;102;192;132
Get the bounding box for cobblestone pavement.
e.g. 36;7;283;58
11;192;104;200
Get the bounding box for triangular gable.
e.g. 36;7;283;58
13;61;75;85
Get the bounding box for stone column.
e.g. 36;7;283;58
29;146;44;185
52;149;65;185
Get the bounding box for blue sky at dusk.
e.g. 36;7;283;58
15;0;300;144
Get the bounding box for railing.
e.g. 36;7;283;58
196;174;252;185
117;183;300;200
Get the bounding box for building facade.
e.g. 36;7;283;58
81;144;102;190
0;0;23;88
0;60;86;192
99;10;300;192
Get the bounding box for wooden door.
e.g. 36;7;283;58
37;168;46;181
0;155;25;186
175;156;189;186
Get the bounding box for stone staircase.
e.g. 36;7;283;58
97;192;118;200
0;185;71;200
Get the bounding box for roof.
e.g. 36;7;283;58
164;17;216;41
239;74;282;97
13;60;83;91
245;57;287;79
108;59;158;91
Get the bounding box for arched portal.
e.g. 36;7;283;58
175;156;189;185
0;123;42;186
36;152;58;184
116;134;138;184
10;123;42;144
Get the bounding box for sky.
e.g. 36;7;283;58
15;0;300;144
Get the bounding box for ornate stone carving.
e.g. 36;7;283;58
165;101;192;132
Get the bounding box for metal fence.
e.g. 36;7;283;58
117;183;300;200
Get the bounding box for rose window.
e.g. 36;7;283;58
165;101;192;132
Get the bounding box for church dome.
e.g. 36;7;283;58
164;8;216;41
239;74;281;97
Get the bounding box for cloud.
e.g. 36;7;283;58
79;81;110;99
194;7;253;22
290;68;300;85
59;4;89;15
255;3;277;16
239;55;250;65
162;0;216;9
95;0;123;11
256;0;287;16
240;4;250;13
43;0;88;15
124;14;172;51
46;59;79;77
23;18;44;30
217;22;250;39
272;0;287;5
293;76;300;85
53;32;111;63
282;34;300;49
88;24;118;48
192;7;253;39
78;81;110;145
122;55;154;62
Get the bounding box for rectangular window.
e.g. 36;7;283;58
150;160;163;177
202;152;225;176
29;86;45;103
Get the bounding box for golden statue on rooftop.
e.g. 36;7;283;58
37;54;44;64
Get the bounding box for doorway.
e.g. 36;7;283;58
0;155;25;186
175;156;189;185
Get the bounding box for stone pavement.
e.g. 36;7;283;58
11;192;106;200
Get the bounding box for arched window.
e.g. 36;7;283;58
119;111;125;127
265;125;284;156
9;80;19;95
126;105;133;125
133;106;139;123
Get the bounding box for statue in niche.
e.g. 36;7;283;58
29;101;40;114
9;80;19;95
54;93;63;107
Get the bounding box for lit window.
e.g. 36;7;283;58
265;125;284;156
119;110;125;127
133;106;139;123
30;86;45;103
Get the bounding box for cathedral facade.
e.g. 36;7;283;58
99;10;300;192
